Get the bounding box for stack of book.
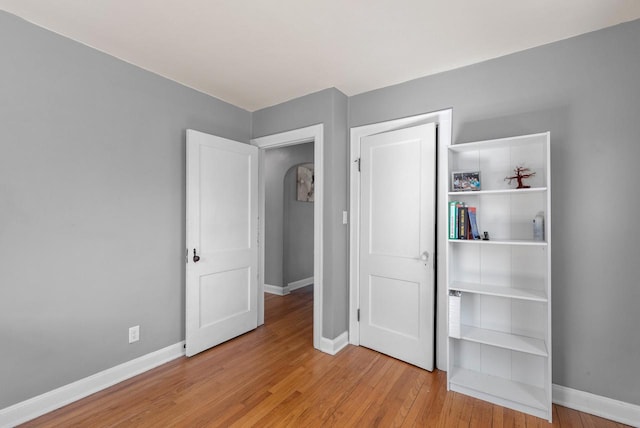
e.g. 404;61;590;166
449;201;481;240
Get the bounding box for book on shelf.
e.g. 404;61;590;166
449;201;458;239
457;206;467;239
449;202;481;240
468;207;481;240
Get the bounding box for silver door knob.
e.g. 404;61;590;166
420;251;429;261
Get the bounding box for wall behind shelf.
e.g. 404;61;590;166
350;19;640;406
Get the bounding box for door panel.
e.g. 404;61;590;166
369;275;420;338
198;268;250;327
199;144;252;251
186;129;258;357
359;123;436;370
369;139;421;258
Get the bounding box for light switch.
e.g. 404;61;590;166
342;211;348;225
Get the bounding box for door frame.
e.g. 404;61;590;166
251;124;324;351
349;110;452;370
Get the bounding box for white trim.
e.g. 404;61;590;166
287;276;313;292
349;110;452;371
553;384;640;426
264;278;312;296
251;124;324;352
319;332;349;356
0;342;185;428
264;283;289;296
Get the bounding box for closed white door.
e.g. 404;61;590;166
359;123;436;370
186;130;258;357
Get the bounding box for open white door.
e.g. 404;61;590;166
358;123;436;370
186;129;258;357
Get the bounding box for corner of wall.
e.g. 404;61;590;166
319;331;349;355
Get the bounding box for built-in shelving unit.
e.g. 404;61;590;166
446;132;552;421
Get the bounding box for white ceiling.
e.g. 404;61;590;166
3;1;640;111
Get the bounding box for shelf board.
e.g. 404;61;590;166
450;282;547;302
448;133;549;152
448;187;547;196
448;239;547;246
449;367;547;412
454;325;548;356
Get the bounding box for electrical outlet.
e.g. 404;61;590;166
129;325;140;343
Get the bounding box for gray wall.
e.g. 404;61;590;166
0;12;251;409
283;164;314;285
350;19;640;406
264;143;314;287
253;88;350;339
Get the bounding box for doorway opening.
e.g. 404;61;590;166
251;124;324;351
261;146;314;294
283;161;314;290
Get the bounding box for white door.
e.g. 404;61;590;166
359;123;436;370
186;130;258;357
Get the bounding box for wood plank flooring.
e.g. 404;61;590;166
22;286;629;427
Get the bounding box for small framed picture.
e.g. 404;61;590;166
452;171;481;192
296;164;314;202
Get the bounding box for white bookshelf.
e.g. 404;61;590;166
446;132;552;422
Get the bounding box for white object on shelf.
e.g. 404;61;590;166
533;212;545;241
448;290;462;339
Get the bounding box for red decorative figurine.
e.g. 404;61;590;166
505;165;536;189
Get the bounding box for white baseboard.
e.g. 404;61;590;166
0;341;185;428
264;283;288;295
287;277;313;292
319;331;349;356
553;384;640;426
264;279;312;296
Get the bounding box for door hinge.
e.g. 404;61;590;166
355;158;361;172
357;308;360;322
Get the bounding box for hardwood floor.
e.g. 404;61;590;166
23;286;629;427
